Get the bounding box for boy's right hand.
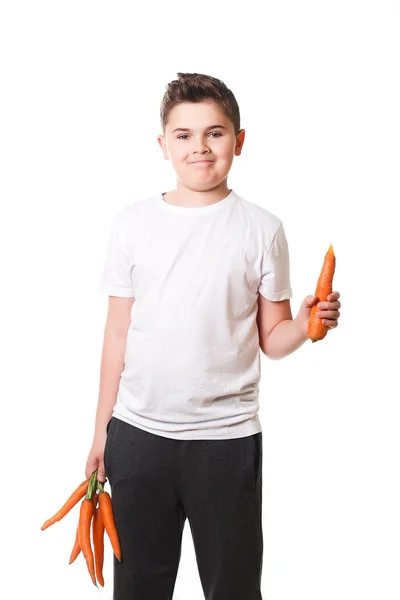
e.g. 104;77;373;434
85;437;107;483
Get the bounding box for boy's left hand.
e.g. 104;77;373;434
295;291;341;338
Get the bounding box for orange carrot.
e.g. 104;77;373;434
92;501;105;586
308;244;336;343
98;490;122;561
78;497;98;588
70;492;97;566
41;479;89;530
68;521;81;565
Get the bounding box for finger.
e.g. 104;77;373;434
318;301;340;310
322;319;338;328
97;461;107;483
317;310;340;319
328;292;340;301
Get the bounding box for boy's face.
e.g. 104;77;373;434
158;100;245;192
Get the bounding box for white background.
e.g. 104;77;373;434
1;1;399;599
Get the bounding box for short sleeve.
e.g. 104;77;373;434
258;221;293;301
99;211;135;297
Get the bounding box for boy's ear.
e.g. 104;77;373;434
235;129;246;156
157;135;169;160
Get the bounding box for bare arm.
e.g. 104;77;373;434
257;295;308;360
93;296;135;442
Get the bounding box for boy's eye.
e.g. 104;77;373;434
177;132;222;140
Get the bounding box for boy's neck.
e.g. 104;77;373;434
162;184;231;208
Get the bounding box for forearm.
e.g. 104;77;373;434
262;318;309;360
93;327;128;441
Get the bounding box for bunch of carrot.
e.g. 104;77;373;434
41;470;121;589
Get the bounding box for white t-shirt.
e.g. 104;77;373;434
99;189;293;440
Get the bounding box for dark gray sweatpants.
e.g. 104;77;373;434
104;416;263;600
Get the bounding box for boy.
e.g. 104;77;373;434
85;72;341;600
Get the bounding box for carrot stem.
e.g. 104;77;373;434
86;470;98;501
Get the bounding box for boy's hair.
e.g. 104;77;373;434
160;73;241;137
